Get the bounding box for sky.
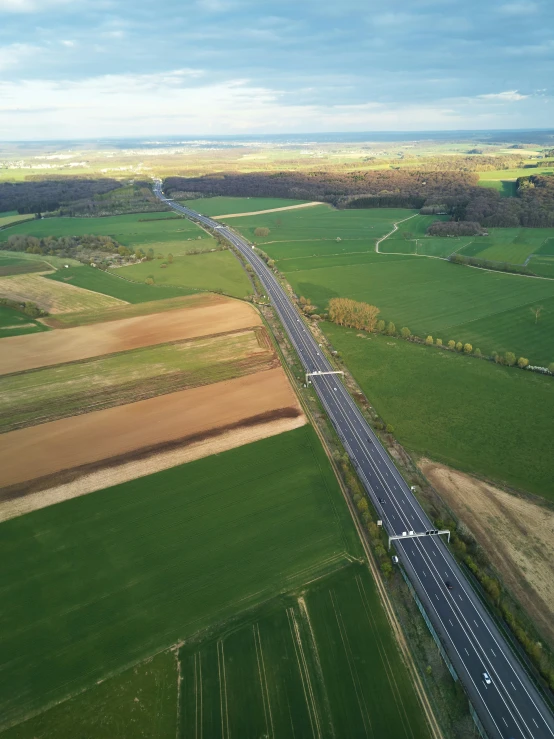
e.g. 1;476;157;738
0;0;553;139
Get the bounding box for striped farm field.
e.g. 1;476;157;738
458;228;554;264
0;273;125;314
179;564;429;739
0;426;362;730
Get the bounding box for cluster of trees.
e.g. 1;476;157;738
450;253;534;276
443;520;554;689
0;297;46;317
3;233;125;258
328;297;381;332
326;297;539;371
164;169;554;228
0;178;122;215
254;227;270;238
335;453;393;577
57;182;168;217
427;221;484;237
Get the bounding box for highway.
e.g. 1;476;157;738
153;181;554;739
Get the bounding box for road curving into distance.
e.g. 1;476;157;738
153;181;554;739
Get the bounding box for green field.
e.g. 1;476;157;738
477;180;518;197
0;212;214;256
180;564;429;739
46;265;195;302
0;329;273;432
478;167;554;181
181;196;310;216
2;651;178;739
324;325;554;499
112;251;251;299
458;228;554;264
529;256;554;279
0;305;49;337
0;214;34;230
0;426;361;730
232;205;415;246
0;254;51;276
378;215;457;257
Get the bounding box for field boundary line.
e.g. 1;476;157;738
287;606;323;739
213;202;324;219
355;574;416;739
217;640;230;739
253;622;275;739
329;589;373;737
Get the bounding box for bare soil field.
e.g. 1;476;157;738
0;415;305;521
0;368;304;502
420;459;554;647
0;297;261;375
0;273;125;314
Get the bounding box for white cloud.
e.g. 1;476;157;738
0;43;40;71
0;0;76;12
478;90;528;101
498;1;538;14
61;39;75;47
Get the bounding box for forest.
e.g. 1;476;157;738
164;170;554;228
0;178;122;215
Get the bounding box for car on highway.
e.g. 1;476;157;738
482;671;492;685
392;556;399;564
445;580;454;590
378;497;385;504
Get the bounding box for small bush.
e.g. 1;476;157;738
436;338;442;346
448;340;456;350
517;357;529;368
400;326;411;338
463;343;473;354
425;335;433;345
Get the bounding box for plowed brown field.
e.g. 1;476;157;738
0;297;261;375
0;368;304;494
420;458;554;648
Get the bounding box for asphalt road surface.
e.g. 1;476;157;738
154;182;554;739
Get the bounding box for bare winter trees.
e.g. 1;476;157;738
328;298;380;332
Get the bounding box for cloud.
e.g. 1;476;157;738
498;1;538;14
478;90;528;101
0;68;547;140
0;43;40;71
0;0;76;12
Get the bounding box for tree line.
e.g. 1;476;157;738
164;170;554;228
0;177;122;215
325;297;553;374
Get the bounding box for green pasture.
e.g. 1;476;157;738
46;265;195;302
279;251;410;273
477;180;518;197
181;196;310;216
459;228;554;264
478;167;554;180
2;651;178;739
180;564;429;739
287;256;554;365
232;206;415;245
0;330;269;432
0;212;213;255
0;305;49;338
0;254;51;276
112;250;251;299
0;426;360;730
530;257;554;279
0;214;35;230
323;325;554;499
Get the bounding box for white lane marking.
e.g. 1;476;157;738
534;718;539;727
502;717;508;727
464;647;469;655
473;620;479;628
491;649;496;657
511;682;516;690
